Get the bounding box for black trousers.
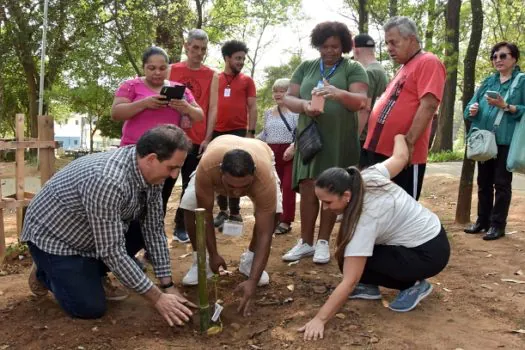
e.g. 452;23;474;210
173;144;201;230
211;128;247;215
359;227;450;290
363;150;426;200
477;145;513;229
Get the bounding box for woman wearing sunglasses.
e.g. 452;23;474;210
464;42;525;240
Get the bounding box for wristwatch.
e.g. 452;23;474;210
159;281;174;290
503;104;511;112
247;129;256;135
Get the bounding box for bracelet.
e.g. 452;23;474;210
159;281;174;289
247;129;256;134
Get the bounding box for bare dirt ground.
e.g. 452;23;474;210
2;166;525;349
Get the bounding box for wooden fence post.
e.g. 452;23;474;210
38;115;55;185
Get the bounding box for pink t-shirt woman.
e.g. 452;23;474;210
115;77;196;146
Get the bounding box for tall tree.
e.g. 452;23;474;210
424;0;437;52
243;0;301;78
2;0;98;138
358;0;369;33
431;0;461;152
456;0;483;224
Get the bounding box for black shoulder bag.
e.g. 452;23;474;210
296;118;322;165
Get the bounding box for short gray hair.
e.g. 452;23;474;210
187;29;208;43
272;78;290;91
384;16;421;43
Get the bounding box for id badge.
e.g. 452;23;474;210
317;80;324;88
224;87;231;97
222;220;244;236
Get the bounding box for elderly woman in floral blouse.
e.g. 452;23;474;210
258;78;298;234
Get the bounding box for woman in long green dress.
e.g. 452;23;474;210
282;21;369;264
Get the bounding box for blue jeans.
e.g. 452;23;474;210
28;220;145;319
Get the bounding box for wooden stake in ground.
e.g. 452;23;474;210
195;208;210;333
15;114;25;237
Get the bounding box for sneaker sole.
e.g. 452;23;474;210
313;256;330;264
282;251;315;262
388;284;433;312
106;294;129;301
349;293;382;300
173;236;190;243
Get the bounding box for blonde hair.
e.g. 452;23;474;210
272;78;290;91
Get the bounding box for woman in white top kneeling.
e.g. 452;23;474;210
299;135;450;341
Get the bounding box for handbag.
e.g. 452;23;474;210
466;128;498;161
467;73;524;162
277;107;296;141
507;111;525;173
296;120;323;164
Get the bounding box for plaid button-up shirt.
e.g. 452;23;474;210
21;146;170;294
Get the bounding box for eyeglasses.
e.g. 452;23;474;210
492;53;511;61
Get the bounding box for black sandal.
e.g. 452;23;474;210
274;223;291;235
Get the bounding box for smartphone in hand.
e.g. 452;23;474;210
160;85;186;101
486;90;501;99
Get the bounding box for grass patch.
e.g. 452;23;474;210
428;150;464;163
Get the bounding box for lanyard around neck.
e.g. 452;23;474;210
320;59;342;81
403;49;422;67
224;73;237;87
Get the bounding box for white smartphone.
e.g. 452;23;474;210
486;90;500;99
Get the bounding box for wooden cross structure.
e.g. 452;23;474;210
0;114;55;264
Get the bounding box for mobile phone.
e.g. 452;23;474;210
486;90;500;99
160;85;186;100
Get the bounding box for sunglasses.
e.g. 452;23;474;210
492;53;511;61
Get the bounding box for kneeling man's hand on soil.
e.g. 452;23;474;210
235;279;257;317
209;253;227;274
154;293;196;327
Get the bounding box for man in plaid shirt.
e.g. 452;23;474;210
22;125;197;326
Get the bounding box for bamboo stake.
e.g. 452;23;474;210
0;181;5;265
195;208;209;334
15;114;25;238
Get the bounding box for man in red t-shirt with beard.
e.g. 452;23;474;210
168;29;219;243
212;40;257;230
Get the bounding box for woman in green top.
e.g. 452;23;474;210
464;42;525;240
282;21;368;264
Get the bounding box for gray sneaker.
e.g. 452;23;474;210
388;280;433;312
213;211;229;228
349;283;382;300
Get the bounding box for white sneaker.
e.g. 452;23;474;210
239;251;269;286
313;239;330;264
282;239;315;261
182;252;214;286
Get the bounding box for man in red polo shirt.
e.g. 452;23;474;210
364;16;445;200
212;40;257;229
168;29;219;243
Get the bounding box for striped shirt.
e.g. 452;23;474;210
21;146;170;294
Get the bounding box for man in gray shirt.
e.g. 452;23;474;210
22;125;196;326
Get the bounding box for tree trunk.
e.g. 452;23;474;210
456;0;483;224
424;0;436;52
195;0;204;29
358;0;368;33
389;0;398;17
431;0;461;153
